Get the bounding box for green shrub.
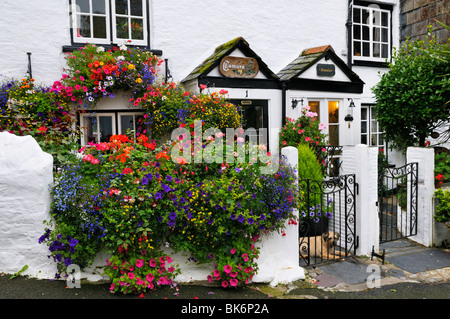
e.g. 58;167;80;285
434;189;450;223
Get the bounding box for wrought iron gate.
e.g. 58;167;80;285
378;162;418;243
299;174;357;266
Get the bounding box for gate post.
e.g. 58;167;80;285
406;147;434;247
342;144;379;256
252;146;305;286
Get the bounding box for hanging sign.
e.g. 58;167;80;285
219;56;259;78
316;64;335;77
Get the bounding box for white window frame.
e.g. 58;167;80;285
71;0;148;46
352;4;391;62
118;112;145;140
71;0;112;45
111;0;148;46
80;112;116;145
361;105;385;151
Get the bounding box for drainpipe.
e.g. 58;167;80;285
346;0;353;69
281;80;287;127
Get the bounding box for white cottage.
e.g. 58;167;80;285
0;0;402;159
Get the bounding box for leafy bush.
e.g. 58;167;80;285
434;189;450;223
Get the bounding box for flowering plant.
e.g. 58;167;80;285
0;77;79;164
41;132;298;295
51;43;161;108
279;106;327;150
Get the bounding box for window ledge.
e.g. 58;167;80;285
352;60;389;68
62;44;163;56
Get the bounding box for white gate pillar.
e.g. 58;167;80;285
342;144;379;256
253;146;305;286
407;147;435;247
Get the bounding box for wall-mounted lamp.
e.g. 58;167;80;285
291;98;303;109
345;98;356;127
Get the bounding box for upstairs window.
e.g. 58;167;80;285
71;0;148;47
352;3;391;62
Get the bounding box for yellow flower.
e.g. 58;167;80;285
135;77;142;83
128;64;135;70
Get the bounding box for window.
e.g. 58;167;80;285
352;3;391;62
71;0;148;46
80;111;144;145
361;105;384;151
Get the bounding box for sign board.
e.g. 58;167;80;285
316;64;335;77
219;56;259;78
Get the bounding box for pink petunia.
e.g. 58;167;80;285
136;259;144;268
230;248;236;255
128;272;135;280
242;254;249;262
224;265;232;273
230;279;238;287
222;280;229;288
213;269;221;278
149;259;157;267
146;273;154;282
207;275;213;283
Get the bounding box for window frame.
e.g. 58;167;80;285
352;2;392;64
361;104;385;152
111;0;148;46
68;0;151;50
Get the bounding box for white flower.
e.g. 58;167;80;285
96;46;105;53
117;56;125;61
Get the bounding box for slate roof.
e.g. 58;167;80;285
181;37;278;84
277;45;363;84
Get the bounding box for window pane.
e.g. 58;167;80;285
78;15;91;38
362;26;369;40
76;0;90;13
353;41;361;56
328;125;339;146
131;18;144;39
361;108;367;120
361;134;367;144
309;101;320;118
131;0;143;16
328;101;339;124
373;10;381;26
353;25;361;40
362;9;369;25
361;121;367;134
85;116;98;144
373;43;380;57
115;0;128;14
373;27;380;41
382;44;389;58
93;16;107;39
382;12;388;27
363;42;370;57
92;0;106;14
121;115;134;134
99;116;113;142
353;8;360;23
116;16;129;38
382;28;388;42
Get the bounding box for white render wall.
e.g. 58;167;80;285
0;132;55;279
0;0;400;104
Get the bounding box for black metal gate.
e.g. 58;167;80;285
378;162;418;243
299;174;357;266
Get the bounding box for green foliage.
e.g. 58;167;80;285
435;151;450;184
297;144;324;181
434;189;450;223
372;28;450;151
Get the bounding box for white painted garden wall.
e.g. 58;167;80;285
0;132;55;279
0;133;304;286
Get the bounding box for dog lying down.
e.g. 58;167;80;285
300;231;346;260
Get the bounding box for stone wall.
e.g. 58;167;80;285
400;0;450;44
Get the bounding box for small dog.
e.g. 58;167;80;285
299;231;346;260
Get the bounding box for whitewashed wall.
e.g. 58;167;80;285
0;132;55;279
0;0;399;97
